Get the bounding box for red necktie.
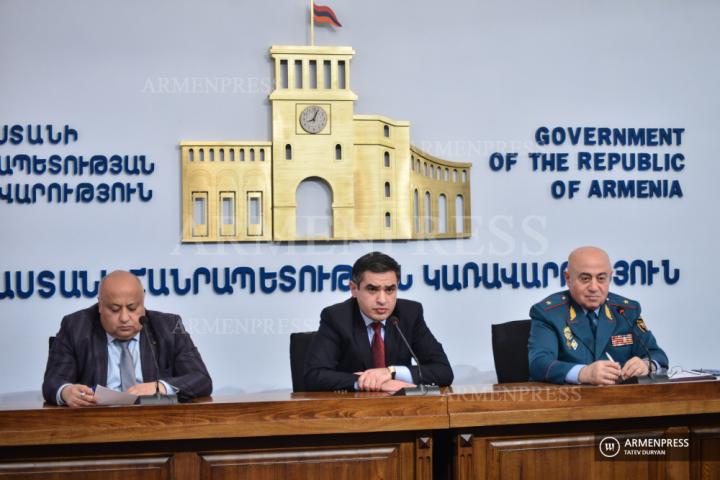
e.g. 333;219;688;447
371;322;385;368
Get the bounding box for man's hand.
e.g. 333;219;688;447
126;382;166;396
578;360;622;385
379;380;416;394
355;368;392;391
60;384;96;408
621;356;650;378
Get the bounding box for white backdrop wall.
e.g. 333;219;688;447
1;0;718;396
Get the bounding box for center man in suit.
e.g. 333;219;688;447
304;252;454;393
42;270;212;406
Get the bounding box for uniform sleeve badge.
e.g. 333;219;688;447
636;317;648;333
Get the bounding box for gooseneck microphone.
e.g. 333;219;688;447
138;315;178;404
389;316;441;396
616;308;668;384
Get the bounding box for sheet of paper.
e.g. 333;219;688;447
668;369;717;382
94;385;138;406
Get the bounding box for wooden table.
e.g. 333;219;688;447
0;381;718;480
0;391;447;480
447;381;720;480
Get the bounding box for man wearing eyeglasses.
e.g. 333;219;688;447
528;246;668;385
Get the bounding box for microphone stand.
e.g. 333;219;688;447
616;308;669;384
137;316;178;405
389;317;441;396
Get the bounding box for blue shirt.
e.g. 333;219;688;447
105;333;143;391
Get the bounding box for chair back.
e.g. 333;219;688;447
491;320;531;383
290;331;317;392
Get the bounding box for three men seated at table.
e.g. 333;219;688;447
42;270;212;407
528;246;668;385
43;246;670;406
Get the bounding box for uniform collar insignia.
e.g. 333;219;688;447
604;304;613;321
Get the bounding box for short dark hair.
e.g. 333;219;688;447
351;252;401;285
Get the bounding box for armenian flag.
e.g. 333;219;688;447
313;3;342;27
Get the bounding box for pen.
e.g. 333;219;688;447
606;352;625;381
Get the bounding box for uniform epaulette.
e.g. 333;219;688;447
606;292;639;309
541;292;569;312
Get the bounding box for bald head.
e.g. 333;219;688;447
568;247;611;270
98;270;145;340
99;270;144;300
565;246;612;310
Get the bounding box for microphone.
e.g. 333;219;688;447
616;308;668;384
389;316;441;396
137;315;178;405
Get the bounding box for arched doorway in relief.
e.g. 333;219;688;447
296;177;333;238
455;195;465;234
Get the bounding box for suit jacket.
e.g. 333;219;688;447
304;297;454;391
528;290;669;384
42;304;212;404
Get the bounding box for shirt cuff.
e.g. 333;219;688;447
393;366;413;384
565;364;585;384
159;380;177;395
56;383;72;405
649;359;661;373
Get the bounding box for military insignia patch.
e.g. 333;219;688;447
636;317;648;333
569;306;577;322
604;304;613;321
611;334;633;346
564;326;577;350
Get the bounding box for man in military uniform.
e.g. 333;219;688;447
528;246;668;385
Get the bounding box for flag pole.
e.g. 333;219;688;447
310;0;315;46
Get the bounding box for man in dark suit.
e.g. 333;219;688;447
528;246;668;385
304;252;453;393
43;270;212;406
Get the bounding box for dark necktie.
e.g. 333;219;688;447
587;310;598;337
371;322;385;368
116;339;137;391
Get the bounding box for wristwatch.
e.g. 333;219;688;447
387;366;396;380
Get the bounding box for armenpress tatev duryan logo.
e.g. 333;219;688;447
599;436;621;458
599;435;690;459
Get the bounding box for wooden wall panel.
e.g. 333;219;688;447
0;456;172;480
691;427;720;480
199;445;406;480
481;434;661;480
